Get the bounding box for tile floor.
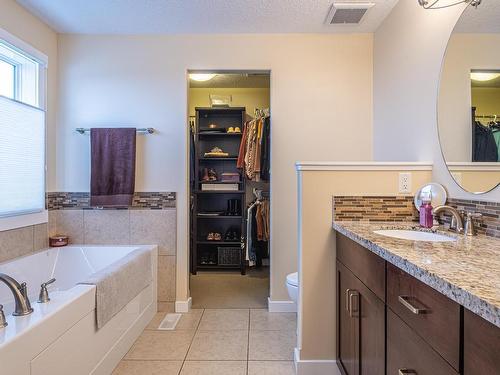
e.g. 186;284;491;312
113;308;297;375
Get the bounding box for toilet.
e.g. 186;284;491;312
286;272;299;303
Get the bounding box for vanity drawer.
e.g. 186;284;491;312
387;263;460;371
464;308;500;375
387;309;458;375
336;233;385;301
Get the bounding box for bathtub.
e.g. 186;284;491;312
0;245;157;375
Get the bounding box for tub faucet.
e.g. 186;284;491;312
433;205;464;234
0;273;34;316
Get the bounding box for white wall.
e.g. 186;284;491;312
56;34;374;303
0;0;58;191
373;1;500;201
439;34;500;162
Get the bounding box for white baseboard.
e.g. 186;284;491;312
175;297;192;313
268;297;297;313
294;348;340;375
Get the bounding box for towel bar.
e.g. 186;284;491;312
75;128;155;134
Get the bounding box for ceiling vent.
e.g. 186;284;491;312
326;2;375;25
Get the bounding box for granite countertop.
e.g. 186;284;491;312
332;221;500;328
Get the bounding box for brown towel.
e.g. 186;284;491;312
90;128;136;207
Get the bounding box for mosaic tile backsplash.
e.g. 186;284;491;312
333;195;500;238
438;198;500;238
333;196;418;222
47;192;176;210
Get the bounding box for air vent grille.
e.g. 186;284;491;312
327;2;374;25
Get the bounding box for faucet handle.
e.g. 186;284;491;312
464;212;481;236
38;278;56;304
0;304;7;328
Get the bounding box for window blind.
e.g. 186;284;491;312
0;95;45;217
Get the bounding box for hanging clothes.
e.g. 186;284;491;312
260;117;271;181
238;114;270;182
491;125;500;161
473;122;498;162
246;197;270;268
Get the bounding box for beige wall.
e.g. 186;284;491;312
373;1;500;202
56;34;374;304
439;34;500;162
0;0;58;191
447;166;500;193
297;165;432;360
472;87;500;117
188;87;270;117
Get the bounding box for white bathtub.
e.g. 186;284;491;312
0;245;157;375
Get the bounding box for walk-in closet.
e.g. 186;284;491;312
188;72;271;308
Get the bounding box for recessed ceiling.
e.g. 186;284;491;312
15;0;398;34
453;2;500;34
190;74;270;89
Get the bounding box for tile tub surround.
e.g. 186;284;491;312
49;208;177;304
114;308;297;375
437;198;500;239
332;221;500;328
0;223;49;263
333;196;418;222
46;191;176;210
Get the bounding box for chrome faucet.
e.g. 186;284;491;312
433;205;464;234
0;273;34;316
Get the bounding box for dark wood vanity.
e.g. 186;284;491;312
336;233;500;375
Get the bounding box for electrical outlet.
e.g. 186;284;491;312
399;172;412;194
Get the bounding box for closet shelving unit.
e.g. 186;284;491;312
191;107;246;275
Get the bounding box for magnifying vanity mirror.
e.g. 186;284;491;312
438;2;500;194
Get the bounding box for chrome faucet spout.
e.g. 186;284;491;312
433;205;464;234
0;273;34;316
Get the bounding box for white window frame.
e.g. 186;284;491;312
0;27;48;231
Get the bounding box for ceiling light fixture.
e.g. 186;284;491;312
470;72;500;82
189;73;216;82
418;0;481;9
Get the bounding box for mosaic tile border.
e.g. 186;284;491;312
438;198;500;239
333;196;418;223
46;192;176;210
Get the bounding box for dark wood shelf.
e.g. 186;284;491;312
199;157;238;161
196;241;241;245
199;132;242;137
197;215;242;219
191;107;246;276
195;190;245;194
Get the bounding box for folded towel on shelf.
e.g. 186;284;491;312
79;247;152;329
90;128;136;207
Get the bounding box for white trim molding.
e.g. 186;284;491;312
175;297;192;313
0;210;48;231
446;162;500;172
294;348;340;375
268;298;297;313
296;161;433;171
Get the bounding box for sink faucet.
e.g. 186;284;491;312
0;273;34;316
433;205;464;234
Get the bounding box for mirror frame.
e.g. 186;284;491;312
437;4;500;195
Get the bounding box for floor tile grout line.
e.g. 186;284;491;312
179;308;206;373
247;308;250;374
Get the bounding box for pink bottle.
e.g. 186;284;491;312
419;199;434;228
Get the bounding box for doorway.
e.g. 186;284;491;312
188;70;271;309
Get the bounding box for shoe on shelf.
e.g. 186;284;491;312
227;127;234;133
201;168;210;182
204;147;229;158
213;232;222;241
207;232;214;241
208;168;218;181
234;127;241;133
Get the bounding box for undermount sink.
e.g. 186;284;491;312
373;229;456;242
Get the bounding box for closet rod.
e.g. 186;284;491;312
75;127;155;135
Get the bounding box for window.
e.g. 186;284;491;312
0;35;46;226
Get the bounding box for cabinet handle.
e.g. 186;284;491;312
345;289;352;313
398;296;427;315
398;369;417;375
348;290;359;317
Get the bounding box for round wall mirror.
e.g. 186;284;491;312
438;2;500;194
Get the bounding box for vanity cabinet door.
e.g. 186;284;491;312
336;261;384;375
464;308;500;375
